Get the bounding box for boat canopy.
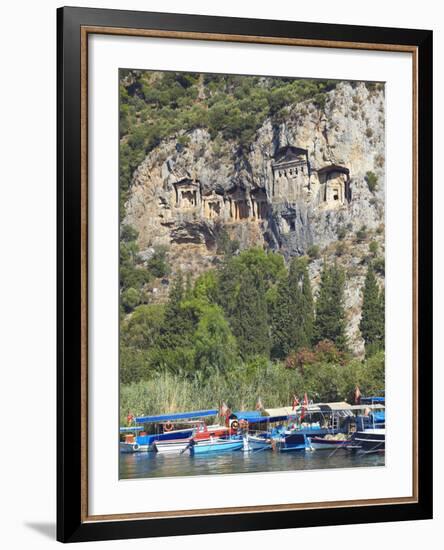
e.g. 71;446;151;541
263;407;296;417
135;409;218;424
349;404;385;410
119;426;144;432
361;396;385;404
231;411;264;423
231;411;291;424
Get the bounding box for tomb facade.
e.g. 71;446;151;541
271;146;310;201
202;193;224;219
173;178;201;209
317;165;351;207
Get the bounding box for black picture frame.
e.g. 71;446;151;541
57;6;433;543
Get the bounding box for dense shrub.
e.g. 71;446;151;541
365;171;378;193
355;225;368;243
307;244;320;259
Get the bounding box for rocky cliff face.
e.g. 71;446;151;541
124;81;385;356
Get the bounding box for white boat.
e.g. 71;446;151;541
153;438;192;454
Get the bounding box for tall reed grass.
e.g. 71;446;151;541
120;352;384;424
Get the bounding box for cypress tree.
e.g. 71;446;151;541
271;257;314;358
161;271;194;348
287;257;314;350
360;263;385;356
314;261;348;351
270;276;292;359
232;268;270;359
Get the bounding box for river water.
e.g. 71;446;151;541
120;448;384;480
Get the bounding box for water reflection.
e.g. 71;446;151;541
120;449;384;480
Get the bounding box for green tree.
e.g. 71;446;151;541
146;246;170;278
314;262;348;350
270;276;293;359
360;263;385;357
271;258;314;359
121;287;140;311
194;305;238;375
231;268;270;359
121;304;165;349
160;272;194;349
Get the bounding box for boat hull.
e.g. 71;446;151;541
275;432;309;452
245;435;272;451
308;436;352;450
191;438;243;455
119;442;150;453
193;425;231;441
120;428;194;452
153;438;192;454
353;429;385;452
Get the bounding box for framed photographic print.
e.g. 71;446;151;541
57;6;433;543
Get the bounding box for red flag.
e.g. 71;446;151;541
354;385;362;405
220;402;230;418
301;393;309;420
292;395;299;411
127;413;134;425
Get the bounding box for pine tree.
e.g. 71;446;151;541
314;261;348;351
232;268;270;359
360;263;385;356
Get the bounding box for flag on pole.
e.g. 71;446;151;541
301;393;309;420
354;385;362;405
292;395;299;411
256;397;263;411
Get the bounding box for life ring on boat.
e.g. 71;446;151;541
231;420;239;431
133;443;140;451
164;421;174;432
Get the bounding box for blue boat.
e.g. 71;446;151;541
244;434;273;451
273;431;310;452
120;409;218;453
190;437;243;455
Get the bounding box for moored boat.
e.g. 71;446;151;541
274;432;310;452
192;424;232;441
245;434;273;451
153;438;192;454
119;441;150;453
353;428;385;452
119;427;150;453
190;437;243;455
308;434;352;450
120;409;218;453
